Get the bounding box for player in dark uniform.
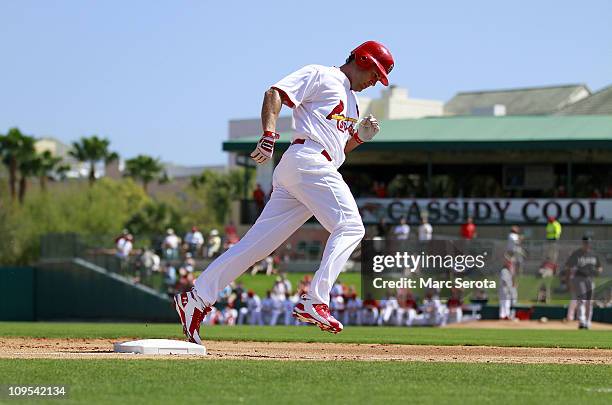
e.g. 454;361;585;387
564;236;603;329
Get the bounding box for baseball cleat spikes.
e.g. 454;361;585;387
292;294;343;334
174;288;211;345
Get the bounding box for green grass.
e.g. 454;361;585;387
1;323;611;349
1;359;611;405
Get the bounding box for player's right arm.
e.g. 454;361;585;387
250;89;283;164
251;66;320;165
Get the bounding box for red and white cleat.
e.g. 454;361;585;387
292;294;343;334
174;288;211;345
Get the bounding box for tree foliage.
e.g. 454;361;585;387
69;135;118;185
123;154;166;193
0;127;35;202
190;168;254;225
124;200;183;237
0;178;149;265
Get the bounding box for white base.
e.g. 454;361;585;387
113;339;206;355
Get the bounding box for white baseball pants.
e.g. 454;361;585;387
195;139;365;305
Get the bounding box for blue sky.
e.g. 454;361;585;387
1;1;610;166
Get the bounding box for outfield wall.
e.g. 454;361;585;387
0;267;36;321
0;262;176;322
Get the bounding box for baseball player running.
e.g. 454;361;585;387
175;41;394;344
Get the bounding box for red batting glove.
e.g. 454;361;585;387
250;131;280;164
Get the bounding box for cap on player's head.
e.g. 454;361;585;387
547;216;556;222
350;41;394;86
582;235;593;242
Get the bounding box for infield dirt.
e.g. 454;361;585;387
1;337;611;364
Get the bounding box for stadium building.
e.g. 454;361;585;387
224;84;612;241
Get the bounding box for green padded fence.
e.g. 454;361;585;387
0;267;35;321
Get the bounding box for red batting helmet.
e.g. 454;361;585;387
351;41;394;86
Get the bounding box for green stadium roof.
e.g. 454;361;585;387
223;115;612;152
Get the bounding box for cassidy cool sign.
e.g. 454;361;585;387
357;198;610;225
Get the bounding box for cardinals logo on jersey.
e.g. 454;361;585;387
326;100;357;135
326;100;345;120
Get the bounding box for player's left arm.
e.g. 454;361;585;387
345;114;379;154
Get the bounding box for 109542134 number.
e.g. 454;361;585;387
2;385;68;398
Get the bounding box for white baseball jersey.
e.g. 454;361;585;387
418;223;433;241
195;64;366;307
272;64;359;167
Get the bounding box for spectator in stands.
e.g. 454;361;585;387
284;293;299;325
271;276;288;301
253;183;266;213
330;281;345;321
181;252;196;273
362;295;380;325
375;217;388;238
116;234;133;271
396;290;418;326
261;290;281;326
206;229;222;258
343;288;362;326
184;226;204;257
250;254;275;276
421;290;446;326
418;215;433;241
280;273;292;295
231;282;246;321
163;228;181;260
163;261;177;292
246;290;263;325
392;216;410;240
174;267;193;294
546;216;562;241
446;289;463;324
297;274;312;296
114;229;130;245
224;221;239;249
460;216;477;240
373;181;387;198
555;185;567;198
379;294;399;325
221;302;238;325
139;248;160;277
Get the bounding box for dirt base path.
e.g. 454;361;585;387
1;338;611;364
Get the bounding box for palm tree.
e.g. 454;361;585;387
0;128;32;201
36;150;65;192
124;155;166;193
16;136;38;204
69;135;118;185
